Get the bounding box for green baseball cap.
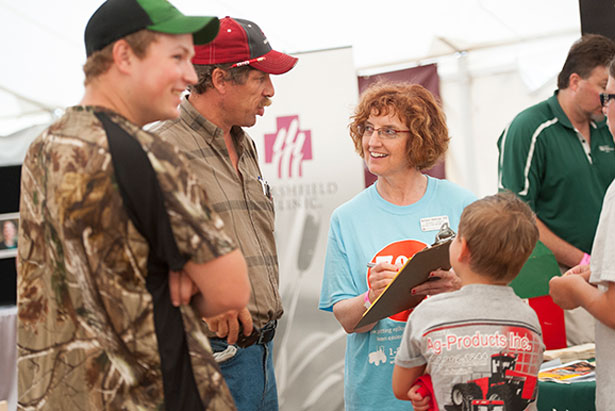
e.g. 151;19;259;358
85;0;219;57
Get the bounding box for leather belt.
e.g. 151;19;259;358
235;320;277;348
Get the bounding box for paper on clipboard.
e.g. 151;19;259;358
354;235;453;330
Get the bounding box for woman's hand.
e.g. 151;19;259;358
411;267;461;296
368;262;401;301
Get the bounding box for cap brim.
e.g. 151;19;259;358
149;16;220;45
251;50;298;75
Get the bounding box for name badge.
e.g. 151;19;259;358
420;216;450;232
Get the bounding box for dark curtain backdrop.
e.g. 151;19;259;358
357;63;445;187
0;165;20;305
579;0;615;41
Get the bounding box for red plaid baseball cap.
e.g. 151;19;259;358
192;17;298;75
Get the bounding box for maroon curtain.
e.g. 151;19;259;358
357;63;445;187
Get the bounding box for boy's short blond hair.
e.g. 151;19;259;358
458;191;538;283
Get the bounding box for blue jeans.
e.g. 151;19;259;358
209;338;279;411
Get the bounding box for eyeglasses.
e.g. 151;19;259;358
600;93;615;107
359;124;410;139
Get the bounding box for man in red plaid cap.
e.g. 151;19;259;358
152;16;297;411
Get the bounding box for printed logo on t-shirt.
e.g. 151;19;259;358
367;346;387;366
424;321;542;411
367;239;427;322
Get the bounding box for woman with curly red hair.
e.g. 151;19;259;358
319;82;476;410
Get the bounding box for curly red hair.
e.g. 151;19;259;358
349;82;449;170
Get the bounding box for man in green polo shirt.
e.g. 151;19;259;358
498;34;615;345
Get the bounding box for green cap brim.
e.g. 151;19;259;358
149;16;219;45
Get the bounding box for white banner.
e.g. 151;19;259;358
247;46;364;410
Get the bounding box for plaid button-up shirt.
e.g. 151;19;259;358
152;97;282;332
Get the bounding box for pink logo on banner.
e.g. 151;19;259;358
264;115;312;178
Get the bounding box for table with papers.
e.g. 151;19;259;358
537;353;596;411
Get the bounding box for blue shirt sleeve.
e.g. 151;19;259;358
319;210;362;312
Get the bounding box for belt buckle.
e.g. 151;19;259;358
235;321;276;348
256;324;276;345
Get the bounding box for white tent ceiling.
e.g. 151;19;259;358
0;0;581;171
0;0;580;111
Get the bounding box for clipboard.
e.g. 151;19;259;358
354;226;454;330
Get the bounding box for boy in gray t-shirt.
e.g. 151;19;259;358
392;192;544;411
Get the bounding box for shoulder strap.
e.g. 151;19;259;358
95;112;185;270
95;111;203;411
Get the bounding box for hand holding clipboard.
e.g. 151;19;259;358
354;224;456;330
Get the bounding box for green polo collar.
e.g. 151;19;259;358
547;90;607;131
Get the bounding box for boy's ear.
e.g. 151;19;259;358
457;237;471;263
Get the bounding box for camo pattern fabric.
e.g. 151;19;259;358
17;106;236;410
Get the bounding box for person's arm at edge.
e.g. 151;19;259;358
583;282;615;328
536;218;585;268
549;275;615;329
184;249;249;318
392;364;426;400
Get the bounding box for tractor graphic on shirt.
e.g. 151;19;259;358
445;353;538;411
368;346;387;366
